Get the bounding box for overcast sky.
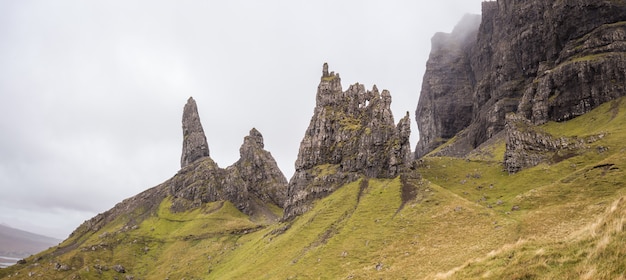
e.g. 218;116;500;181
0;0;484;239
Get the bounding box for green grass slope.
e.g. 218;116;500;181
422;98;626;279
2;98;626;279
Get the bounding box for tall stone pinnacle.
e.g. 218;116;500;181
180;97;210;168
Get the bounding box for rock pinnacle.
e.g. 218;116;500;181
180;97;210;168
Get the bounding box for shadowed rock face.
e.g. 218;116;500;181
415;0;626;158
415;14;481;158
283;63;412;220
181;97;210;168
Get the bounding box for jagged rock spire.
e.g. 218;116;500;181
235;128;288;208
284;63;412;220
242;127;264;149
180;97;210;168
293;63;410;175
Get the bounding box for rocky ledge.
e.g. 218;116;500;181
503;114;604;173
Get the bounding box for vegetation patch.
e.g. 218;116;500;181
311;163;339;177
339;115;362;131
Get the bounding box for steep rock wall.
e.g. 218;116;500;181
415;0;626;158
415;14;480;158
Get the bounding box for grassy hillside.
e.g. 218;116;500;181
426;98;626;279
2;98;626;279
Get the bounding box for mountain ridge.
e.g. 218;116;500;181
0;224;61;261
3;0;626;278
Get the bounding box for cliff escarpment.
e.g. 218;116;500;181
415;14;481;158
415;0;626;158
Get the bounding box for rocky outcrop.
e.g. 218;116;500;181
503;113;607;173
72;100;288;237
172;102;288;214
415;0;626;158
228;128;288;208
168;157;237;212
283;63;412;220
504;114;581;173
168;127;288;213
169;126;288;214
181;97;210;168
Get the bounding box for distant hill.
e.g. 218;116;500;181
0;224;61;259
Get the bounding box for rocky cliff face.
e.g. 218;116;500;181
519;21;626;124
72;99;288;236
283;63;412;220
415;0;626;158
415;14;481;158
